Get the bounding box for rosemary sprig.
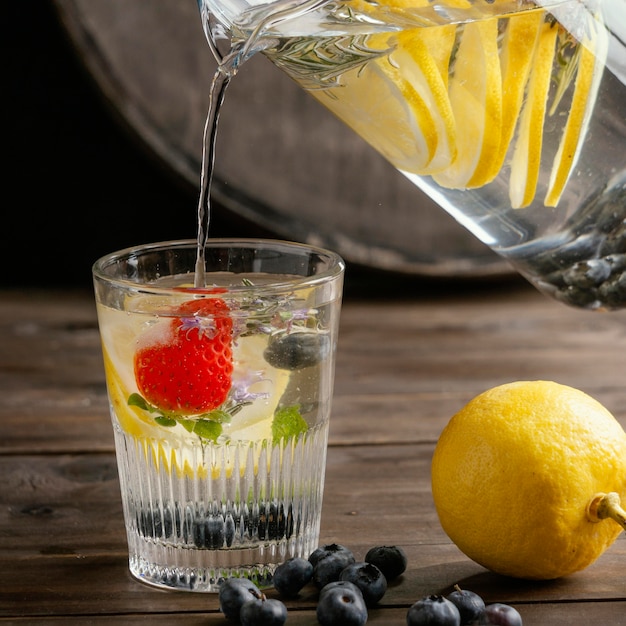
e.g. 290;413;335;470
269;34;391;89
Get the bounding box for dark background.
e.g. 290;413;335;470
5;0;271;289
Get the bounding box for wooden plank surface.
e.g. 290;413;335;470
1;286;625;624
3;286;625;452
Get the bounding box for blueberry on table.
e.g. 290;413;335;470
316;584;368;626
446;585;485;624
273;556;313;597
218;578;263;621
319;580;362;599
309;544;356;588
240;598;288;626
339;561;387;606
407;595;461;626
474;603;523;625
309;543;355;566
364;545;408;580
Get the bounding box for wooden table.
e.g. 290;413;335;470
1;284;624;624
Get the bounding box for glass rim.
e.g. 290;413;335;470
92;238;345;295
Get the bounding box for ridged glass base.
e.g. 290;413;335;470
127;538;315;591
113;420;329;592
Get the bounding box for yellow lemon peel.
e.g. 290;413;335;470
545;16;609;206
432;17;503;189
392;26;457;174
509;18;558;208
336;1;605;206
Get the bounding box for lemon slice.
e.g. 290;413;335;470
314;41;439;172
224;334;290;443
492;10;544;185
433;17;503;189
416;24;456;89
103;348;190;475
390;25;457;174
509;18;558;208
103;348;163;439
319;24;457;175
545;16;608;206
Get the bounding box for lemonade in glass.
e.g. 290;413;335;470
93;239;344;591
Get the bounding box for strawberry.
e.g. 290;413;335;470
133;297;233;415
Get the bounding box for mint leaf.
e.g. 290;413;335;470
154;415;177;427
193;419;223;442
204;409;232;424
272;405;308;444
180;420;196;433
128;393;152;411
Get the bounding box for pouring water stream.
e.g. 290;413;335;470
194;0;331;286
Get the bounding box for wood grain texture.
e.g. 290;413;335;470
1;287;624;624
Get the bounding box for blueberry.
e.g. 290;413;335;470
137;507;161;538
364;545;408;581
309;543;355;567
192;515;226;548
273;557;313;597
340;561;387;606
314;554;355;589
407;595;461;626
224;513;236;547
563;259;612;288
316;584;368;626
447;586;485;624
473;603;523;625
310;544;356;588
240;598;288;626
218;578;263;621
264;331;330;370
319;580;362;598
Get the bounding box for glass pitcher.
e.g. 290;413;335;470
196;0;625;310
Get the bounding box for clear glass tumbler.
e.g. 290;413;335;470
93;239;345;592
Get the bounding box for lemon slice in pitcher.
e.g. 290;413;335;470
390;25;457;174
545;17;608;206
433;17;503;189
509;17;558;208
315;45;440;172
493;10;544;185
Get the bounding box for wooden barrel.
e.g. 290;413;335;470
53;0;511;278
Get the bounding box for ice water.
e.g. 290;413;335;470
94;246;344;592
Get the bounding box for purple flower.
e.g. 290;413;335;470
180;315;218;339
275;308;315;332
230;370;270;403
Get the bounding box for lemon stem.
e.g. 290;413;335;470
587;492;626;531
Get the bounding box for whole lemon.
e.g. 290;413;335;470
431;380;626;580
